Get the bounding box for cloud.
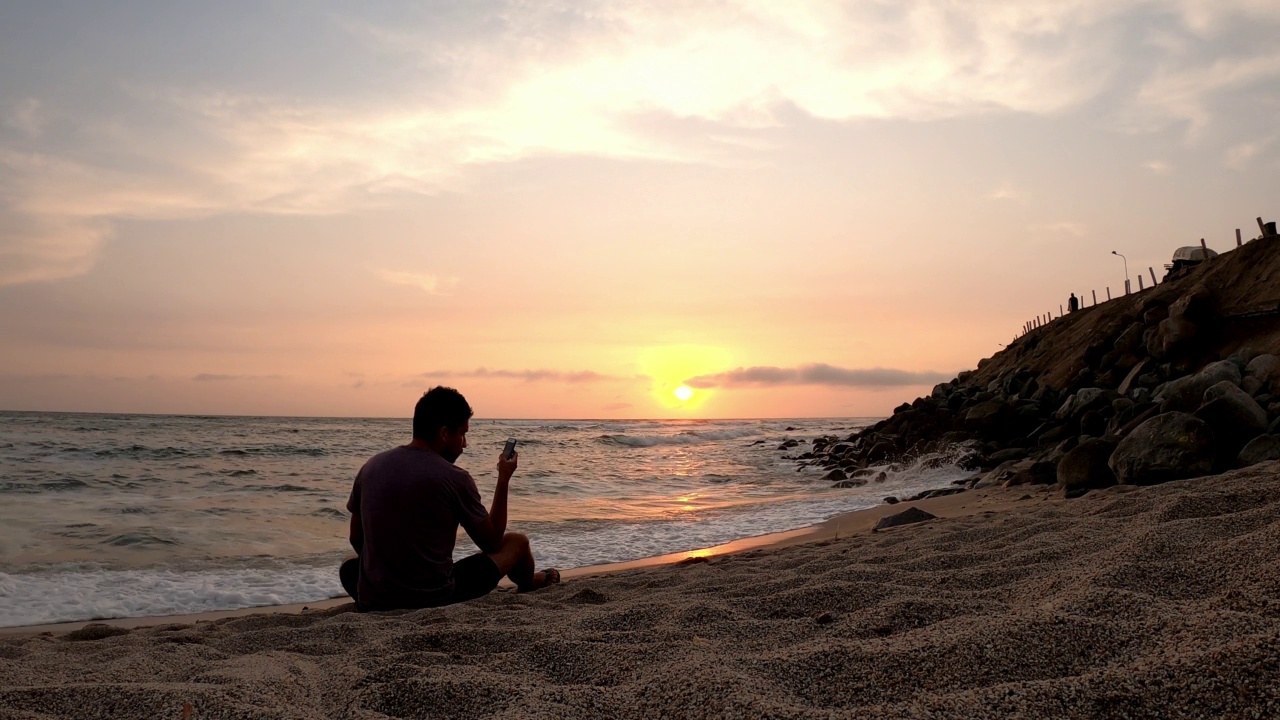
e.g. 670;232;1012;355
1030;221;1087;237
685;363;951;388
376;269;459;295
0;211;110;286
986;183;1027;201
192;373;283;382
4;98;46;137
1132;49;1280;135
1225;137;1275;168
422;368;618;383
4;1;1280;286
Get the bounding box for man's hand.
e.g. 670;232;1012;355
497;450;518;481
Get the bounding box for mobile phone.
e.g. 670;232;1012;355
502;438;517;460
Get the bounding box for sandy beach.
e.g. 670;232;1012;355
3;464;1279;719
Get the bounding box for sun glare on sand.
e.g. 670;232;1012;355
674;385;694;402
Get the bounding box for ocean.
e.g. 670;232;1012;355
0;412;970;627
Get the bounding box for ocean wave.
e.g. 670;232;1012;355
0;477;90;494
103;532;180;548
0;563;343;627
242;483;316;493
597;427;761;448
218;446;328;457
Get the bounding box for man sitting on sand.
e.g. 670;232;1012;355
339;386;559;610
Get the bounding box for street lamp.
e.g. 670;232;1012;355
1111;250;1130;294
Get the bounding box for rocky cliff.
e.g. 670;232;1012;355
799;233;1280;499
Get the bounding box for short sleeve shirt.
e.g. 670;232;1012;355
346;446;490;610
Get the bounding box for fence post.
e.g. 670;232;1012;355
1060;304;1064;316
1237;228;1243;247
1259;217;1267;236
1138;275;1144;291
1107;287;1112;301
1092;290;1097;305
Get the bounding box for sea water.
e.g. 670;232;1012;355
0;412;969;627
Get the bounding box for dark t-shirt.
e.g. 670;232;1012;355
346;446;490;610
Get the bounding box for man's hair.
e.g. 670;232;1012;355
413;386;474;441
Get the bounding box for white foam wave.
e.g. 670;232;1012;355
0;564;345;628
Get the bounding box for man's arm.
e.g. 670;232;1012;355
463;451;517;553
347;470;364;555
349;512;364;555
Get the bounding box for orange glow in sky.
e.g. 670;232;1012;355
2;2;1279;419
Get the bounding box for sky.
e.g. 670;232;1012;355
2;1;1279;419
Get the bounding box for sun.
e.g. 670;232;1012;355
673;385;694;402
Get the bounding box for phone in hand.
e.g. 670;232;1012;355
502;437;517;460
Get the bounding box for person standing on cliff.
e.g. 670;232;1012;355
339;386;560;610
1068;293;1080;313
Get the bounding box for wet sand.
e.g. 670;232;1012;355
3;466;1279;718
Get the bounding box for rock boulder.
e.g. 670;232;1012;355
1194;380;1267;455
1238;435;1280;467
1109;412;1215;485
1057;438;1118;498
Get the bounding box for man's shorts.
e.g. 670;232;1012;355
449;553;503;603
339;554;502;610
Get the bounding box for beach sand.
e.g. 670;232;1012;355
3;466;1279;718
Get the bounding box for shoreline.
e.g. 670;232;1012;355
0;484;1028;637
4;465;1275;717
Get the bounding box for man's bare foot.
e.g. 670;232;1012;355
527;568;560;591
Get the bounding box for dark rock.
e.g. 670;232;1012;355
1194;380;1268;455
1056;388;1118;420
1037;423;1074;446
821;469;847;482
814;611;835;625
1246;354;1280;394
873;506;937;531
1238;435;1280;467
1113;322;1146;353
1109;412;1215;485
1057;438;1118;497
883;496;899;505
1142;305;1168;325
1157;361;1241;412
1079;410;1107;438
1005;460;1057;487
987;447;1028;464
832;478;868;488
906;487;966;501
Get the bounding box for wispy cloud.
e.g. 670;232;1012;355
376;269;458;295
192;373;283;382
1030;221;1087;237
986;183;1027;201
4;98;46;137
4;1;1280;286
421;368;619;383
1225;137;1275;169
686;363;951;388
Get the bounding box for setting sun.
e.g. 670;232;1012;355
674;385;694;402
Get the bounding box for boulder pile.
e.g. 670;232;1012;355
794;246;1280;500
